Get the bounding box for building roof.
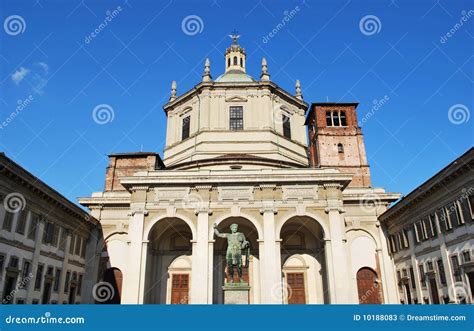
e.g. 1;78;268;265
379;147;474;222
0;152;99;226
215;70;256;83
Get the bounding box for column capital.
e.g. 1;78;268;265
260;206;278;215
128;209;149;217
194;207;212;215
324;206;345;214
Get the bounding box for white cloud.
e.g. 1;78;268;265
36;62;49;74
11;67;30;85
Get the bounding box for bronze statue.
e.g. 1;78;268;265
213;223;249;283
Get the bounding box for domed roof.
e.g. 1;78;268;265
215;70;256;83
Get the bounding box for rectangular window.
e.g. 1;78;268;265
454;201;464;224
447;202;460;227
450;255;462;282
64;271;71;293
53;269;61;292
43;222;55;244
2;211;14;231
52;224;59;247
409;267;416;289
340;111;347;126
229;106;243;131
69;235;75;254
75;236;82;255
15;209;28;234
437;259;446;285
35;264;44;290
59;227;66;251
21;260;31;283
462;250;471;263
282;114;291;139
418;264;426;287
0;254;5;275
181;116;190;140
77;274;83;294
429;214;438;237
402;229;409;248
326;111;332;126
459;197;472;223
81;238;87;258
436;208;449;232
27;213;38;240
9;256;19;268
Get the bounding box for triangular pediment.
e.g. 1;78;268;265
225;96;247;102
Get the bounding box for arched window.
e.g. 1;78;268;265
337;143;344;153
233;56;237;65
240;58;243;67
227;58;230;67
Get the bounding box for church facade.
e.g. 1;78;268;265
79;37;400;304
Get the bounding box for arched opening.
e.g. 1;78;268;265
227;58;230;67
240;58;243;67
144;218;193;304
356;267;382;304
233;56;237;65
337;143;344;153
101;267;122;304
280;216;328;304
212;217;260;304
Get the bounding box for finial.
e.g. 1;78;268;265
260;57;270;81
202;58;212;82
170;80;177;101
228;29;240;44
295;80;302;100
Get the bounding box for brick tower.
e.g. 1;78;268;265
305;103;371;187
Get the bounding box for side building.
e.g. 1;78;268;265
380;148;474;304
0;153;102;304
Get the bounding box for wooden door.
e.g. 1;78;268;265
103;268;122;304
357;267;382;304
429;278;440;304
171;274;189;304
287;272;306;304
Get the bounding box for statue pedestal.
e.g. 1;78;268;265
222;283;250;304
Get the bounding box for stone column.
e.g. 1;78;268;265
260;203;282;304
121;208;147;304
323;238;336;303
325;206;351;303
190;207;211;304
378;225;399;304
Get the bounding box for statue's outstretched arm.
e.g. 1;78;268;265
213;224;228;238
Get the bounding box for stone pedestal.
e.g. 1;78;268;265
222;283;250;304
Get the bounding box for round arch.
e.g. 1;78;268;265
209;212;263;240
276;212;329;240
144;213;197;242
346;228;382;250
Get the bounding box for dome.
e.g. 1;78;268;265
215;70;256;83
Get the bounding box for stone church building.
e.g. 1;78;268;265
79;37;400;304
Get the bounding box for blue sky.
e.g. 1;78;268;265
0;0;472;205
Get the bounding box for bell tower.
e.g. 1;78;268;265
224;31;246;73
305;102;371;187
